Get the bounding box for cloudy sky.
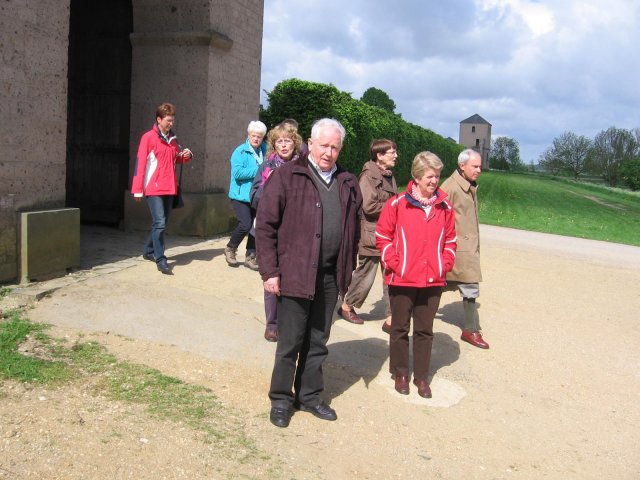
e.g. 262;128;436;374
261;0;640;163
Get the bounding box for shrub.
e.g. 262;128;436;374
620;157;640;191
260;79;463;185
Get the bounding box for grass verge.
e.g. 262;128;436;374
478;172;640;246
0;308;267;464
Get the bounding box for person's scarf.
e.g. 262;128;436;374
377;162;393;177
410;184;438;207
260;152;299;185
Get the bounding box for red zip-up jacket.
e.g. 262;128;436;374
131;124;190;197
376;181;457;288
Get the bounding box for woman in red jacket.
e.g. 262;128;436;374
376;152;457;398
131;103;192;274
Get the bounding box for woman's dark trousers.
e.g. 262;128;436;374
228;199;256;254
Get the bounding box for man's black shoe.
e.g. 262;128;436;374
299;402;337;421
142;253;155;262
156;259;172;275
269;407;291;428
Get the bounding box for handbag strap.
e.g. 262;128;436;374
176;142;185;187
177;162;184;187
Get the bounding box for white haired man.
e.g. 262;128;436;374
256;118;362;427
440;149;490;349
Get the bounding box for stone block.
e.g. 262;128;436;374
124;191;235;237
20;209;80;283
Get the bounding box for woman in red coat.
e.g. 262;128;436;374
131;102;192;274
376;152;457;398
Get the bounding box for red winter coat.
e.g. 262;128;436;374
131;124;190;197
376;181;457;288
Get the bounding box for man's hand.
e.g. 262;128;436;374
263;276;281;296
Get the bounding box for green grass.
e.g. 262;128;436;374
0;310;268;464
0;310;72;384
477;172;640;246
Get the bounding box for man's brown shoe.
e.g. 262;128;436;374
338;307;364;324
381;321;392;334
413;379;432;398
461;330;490;349
394;375;410;395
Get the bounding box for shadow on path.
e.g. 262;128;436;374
324;331;460;401
170;248;224;266
79;225;212;269
325;337;388;400
436;301;483;330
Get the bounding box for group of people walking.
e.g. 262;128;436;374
131;103;490;430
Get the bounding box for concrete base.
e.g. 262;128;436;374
20;209;81;283
123;191;235;237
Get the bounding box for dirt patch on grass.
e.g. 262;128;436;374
567;189;626;210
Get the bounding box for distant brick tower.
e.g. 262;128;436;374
459;114;492;169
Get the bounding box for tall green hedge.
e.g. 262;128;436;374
260;78;464;185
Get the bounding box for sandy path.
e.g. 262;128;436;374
16;225;640;479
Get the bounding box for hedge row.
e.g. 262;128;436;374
260;78;463;184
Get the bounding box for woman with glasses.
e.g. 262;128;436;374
337;139;398;330
251;123;305;341
131;102;193;275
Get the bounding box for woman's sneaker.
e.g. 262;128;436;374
244;252;259;271
224;247;239;267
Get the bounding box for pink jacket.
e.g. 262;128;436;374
131;124;190;197
376;182;457;288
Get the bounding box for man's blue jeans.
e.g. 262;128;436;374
143;195;173;262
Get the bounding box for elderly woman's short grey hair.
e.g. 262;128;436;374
310;118;345;143
411;151;443;180
247;120;267;135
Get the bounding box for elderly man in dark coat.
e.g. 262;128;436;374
255;118;362;428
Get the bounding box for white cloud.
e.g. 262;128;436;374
261;0;640;162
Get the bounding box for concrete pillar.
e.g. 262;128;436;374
126;0;264;236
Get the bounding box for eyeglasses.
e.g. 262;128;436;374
275;139;294;146
385;150;398;156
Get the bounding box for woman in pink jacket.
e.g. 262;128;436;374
376;152;457;398
131;103;192;274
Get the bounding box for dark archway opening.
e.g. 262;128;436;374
66;0;133;225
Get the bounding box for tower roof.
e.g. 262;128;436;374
460;114;491;125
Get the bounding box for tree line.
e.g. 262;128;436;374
539;127;640;190
487;127;640;191
260;79;462;185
